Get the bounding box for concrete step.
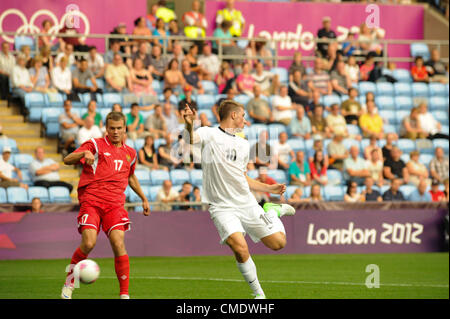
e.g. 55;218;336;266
59;170;80;179
18;144;55;154
14;137;57;147
0;115;24;123
3;128;40;137
1;122;41;131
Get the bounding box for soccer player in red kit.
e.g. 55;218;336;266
61;111;150;299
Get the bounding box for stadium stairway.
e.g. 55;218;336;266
0;101;79;202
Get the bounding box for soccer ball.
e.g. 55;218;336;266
73;259;100;284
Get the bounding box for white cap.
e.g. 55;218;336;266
2;146;12;153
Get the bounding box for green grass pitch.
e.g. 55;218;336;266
0;253;448;299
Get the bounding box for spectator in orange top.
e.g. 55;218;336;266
253;166;278;206
411;56;429;83
132;17;152;45
359;54;375;81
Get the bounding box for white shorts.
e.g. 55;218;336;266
209;204;286;244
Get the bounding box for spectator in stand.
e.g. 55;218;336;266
307;57;332;96
310;150;328;186
361;91;379;114
252;61;278;97
331;61;352;96
162;101;180;134
411;56;429;83
215;0;246;37
383;146;409;185
212;20;234;57
138;135;163;171
359;100;384;139
249;130;276;170
27;197;44;213
245;40;273;69
445;179;449;202
345;55;360;85
29;56;54;93
326;103;348;138
145;104;167;139
29;146;73;193
182;59;204;94
76;116;102;145
323;41;340;72
0;42;15;100
19;45;32;69
408;179;432;202
366;148;385;187
87;46;105;79
185;44;204;77
59;99;83;154
215;61;235;94
40;45;53;72
342;32;360;57
130;58;156;97
55;43;76;68
156;179;179;211
156;0;177;24
105;53;132;93
272;85;296;125
382;132;397;162
52;56;80;101
288;70;310;107
289;105;312;140
236;62;255;97
178;85;199;116
400;107;427;140
288;151;311;186
177;181;194;211
0;146;28;190
344;145;370;185
407;150;431;187
287;188;309;204
158;133;182;170
316;16;336;58
150;45;169;82
72;58;102;100
417;102;449;140
252;166;277;206
363;135;383;161
310;105;332;139
341;87;362;125
327;133;348;171
358;22;384;56
308;136;329;165
305;89;322;117
430;147;449;184
164;59;186;95
82;100;103;129
382;178;405;201
152;18;171;50
145;3;158;31
38;19;53;49
308;184;323;202
344;180;363;203
198;43;221;81
104;41;122;65
11;54;33;105
362;176;382;202
132;16;152;46
359;54;375;82
425;48;449;83
247;85;274;124
58;16;89;53
126;103;146;140
273;132;294;171
183;0;208;39
288;52;307;82
129;42;152;70
168;42;185;68
429;179;446;202
191;186;202;210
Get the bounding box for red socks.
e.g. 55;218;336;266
114;254;130;296
66;247;88;286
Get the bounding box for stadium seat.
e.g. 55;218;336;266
102;93;122;109
432;138;449;153
170;169;190;186
48;186;71;203
358;82;377;96
147;185;160;202
267;170;287;184
392;69;412;83
429;96;448;111
122;93;140;108
152;80;163;94
7;187;29;204
321;94;341;107
27;186;49;203
418;154;433;166
198;109;217;124
201;81;218;95
395;110;410;125
428;83;447;97
383;124;397;134
327;169;343;185
397;139;416;154
415;138;434;155
124;139;135;149
190;169;203;187
323;185;345;201
150;170;170;185
394;96;413;110
375;96;395;110
234;94;251;106
268;123;287;140
134;138;145;152
393;82;412;97
376;82;394;96
0;188;7;203
286;139;304;153
129;186;150;203
411;83;429;98
13;154;34;170
196;94;216;110
285;185;299;200
140;94;159;106
0;138;19;154
410;43;430;60
134;170;152;186
154;138;166;151
342;139;361;152
246;169;259;180
41;107;63;123
434;111;449;125
400;184;417;198
247;124;268;140
270;67;288;83
44;92;64;107
441;125;450;135
14;35;35;51
379;110;396;125
24;92;45;108
400;154;410;164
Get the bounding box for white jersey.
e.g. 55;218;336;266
195;126;258;209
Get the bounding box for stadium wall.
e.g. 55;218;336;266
0;203;447;260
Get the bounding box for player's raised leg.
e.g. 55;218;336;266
226;232;266;299
109;229;130;299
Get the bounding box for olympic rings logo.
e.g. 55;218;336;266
0;7;90;43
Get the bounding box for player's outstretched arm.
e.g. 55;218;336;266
63;150;95;165
182;103;200;145
128;173;150;216
245;173;286;195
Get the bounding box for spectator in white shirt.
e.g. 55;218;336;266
417;102;449;140
197;43;220;81
0;146;28;190
156;179;180;211
0;42;16;100
55;43;76;68
252;61;278;96
345;55;360;85
271;85;296;125
11;54;33;105
87;46;105;78
273;131;295;170
51;56;72;95
76;115;103;145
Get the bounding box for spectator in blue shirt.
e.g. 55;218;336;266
383;178;405;201
408;180;432;202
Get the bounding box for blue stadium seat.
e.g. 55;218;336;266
429;96;448;111
383;124;397;134
267;170;287;184
327;169;343;185
18;169;32;186
324;185;345;201
358;82;377;96
428;83;447;97
441;125;450;135
392;69;413;83
154;138;166;151
234;94;251;106
0;138;19;154
400;184;417;199
6;187;28;203
41;107;63;123
198;109;217;124
196;94;216;110
13;154;34;170
129;186;150;203
411;83;429;98
342;139;361;152
400;154;410;164
434;111;449;125
379;110;396;125
134;170;151;186
433;138;449;153
394;96;413;110
285;186;299;200
48;186;71;203
286;139;304;153
150;170;170;185
393;82;412;97
152;80;163;94
376;82;394;96
134;138;145;152
247;124;268;140
347;124;361;136
148;185;161;202
397;139;416;154
376;96;395;110
415;138;434;155
321;94;341;107
102;93;123;109
44;92;64;107
140;94;159;106
24;92;45;108
270;67;288;83
27;186;49;203
201;81;218;95
14;35;35;51
190;169;203;186
419;154;433;166
0;188;6;203
170;169;190;186
268;123;287;140
410;43;430;60
124;139;135;149
246;169;259;180
122;93;140;108
395;110;410;125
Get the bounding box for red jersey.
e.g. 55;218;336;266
74;136;137;205
429;190;445;202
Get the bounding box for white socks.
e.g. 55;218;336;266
237;256;265;297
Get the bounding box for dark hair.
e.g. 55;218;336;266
182;181;192;186
313;150;324;171
134;17;143;26
88;45;97;52
131;102;139;108
414;56;424;63
167;58;179;70
346;180;357;195
163;87;173;94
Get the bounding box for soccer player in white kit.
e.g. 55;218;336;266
183;100;295;299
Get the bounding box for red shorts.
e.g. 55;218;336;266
77;201;130;237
